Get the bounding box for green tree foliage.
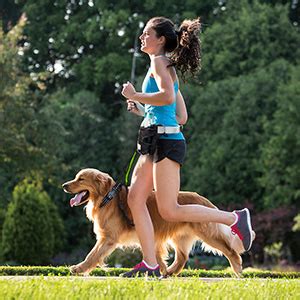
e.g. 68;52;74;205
1;178;65;265
185;61;289;206
184;1;300;210
0;16;41;202
200;0;300;83
20;1;223;96
0;16;64;204
42;89;117;172
258;64;300;208
0;16;34;170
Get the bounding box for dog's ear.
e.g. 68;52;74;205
96;174;113;195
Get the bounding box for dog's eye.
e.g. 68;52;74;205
78;178;84;181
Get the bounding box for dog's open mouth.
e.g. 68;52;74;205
70;190;90;207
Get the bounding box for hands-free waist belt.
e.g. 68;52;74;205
137;125;182;155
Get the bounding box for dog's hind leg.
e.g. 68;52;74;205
155;243;169;276
166;235;195;276
70;238;117;275
196;229;243;276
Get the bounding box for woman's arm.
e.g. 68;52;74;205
122;57;174;106
176;90;188;125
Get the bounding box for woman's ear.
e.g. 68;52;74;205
158;35;166;46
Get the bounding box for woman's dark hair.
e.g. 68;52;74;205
148;17;201;79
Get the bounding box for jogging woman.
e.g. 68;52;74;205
121;16;254;277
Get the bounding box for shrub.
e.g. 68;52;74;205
1;178;64;265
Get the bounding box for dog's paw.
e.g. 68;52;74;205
70;264;86;275
161;272;172;278
233;264;243;277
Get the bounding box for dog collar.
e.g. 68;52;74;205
100;183;123;208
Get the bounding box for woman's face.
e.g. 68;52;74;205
139;23;164;55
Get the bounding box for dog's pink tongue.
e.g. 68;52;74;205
70;191;86;207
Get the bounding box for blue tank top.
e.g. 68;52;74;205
140;69;184;140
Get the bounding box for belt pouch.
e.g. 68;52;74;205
137;125;160;155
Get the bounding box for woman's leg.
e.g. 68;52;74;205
127;155;157;266
153;158;236;225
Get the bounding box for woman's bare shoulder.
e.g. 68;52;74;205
151;56;176;79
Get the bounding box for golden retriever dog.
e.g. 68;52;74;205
63;168;254;277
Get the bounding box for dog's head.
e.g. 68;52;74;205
62;168;114;207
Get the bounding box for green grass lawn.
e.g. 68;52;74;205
0;277;299;300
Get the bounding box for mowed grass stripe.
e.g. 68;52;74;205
0;277;299;300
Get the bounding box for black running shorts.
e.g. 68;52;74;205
152;139;186;165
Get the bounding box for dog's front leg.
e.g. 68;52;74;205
70;238;116;275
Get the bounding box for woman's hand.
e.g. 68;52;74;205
122;81;136;99
127;100;145;116
127;100;138;112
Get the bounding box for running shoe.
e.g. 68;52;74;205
231;208;254;252
120;261;161;278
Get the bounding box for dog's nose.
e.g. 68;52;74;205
62;183;68;189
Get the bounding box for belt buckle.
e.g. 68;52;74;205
157;126;165;134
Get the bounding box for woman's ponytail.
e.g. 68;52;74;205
171;18;201;80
